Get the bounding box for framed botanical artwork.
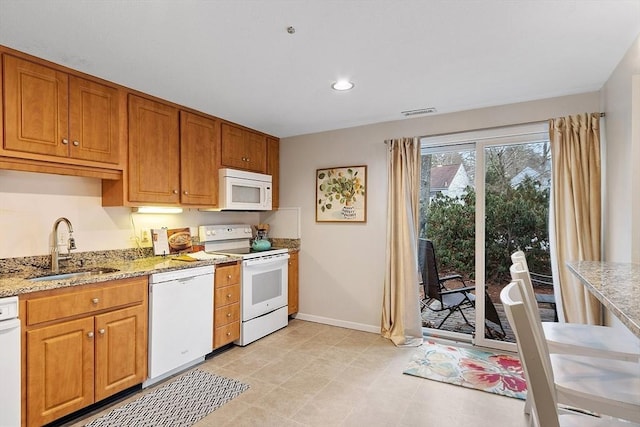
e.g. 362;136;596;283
316;165;367;222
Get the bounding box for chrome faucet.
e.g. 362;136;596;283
51;217;76;272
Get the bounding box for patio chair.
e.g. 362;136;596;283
418;238;506;339
501;280;640;425
510;251;639;362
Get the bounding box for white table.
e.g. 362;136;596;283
567;261;640;338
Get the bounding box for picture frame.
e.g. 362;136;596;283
316;165;367;222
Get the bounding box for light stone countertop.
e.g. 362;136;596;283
0;250;241;298
567;260;640;338
0;241;300;298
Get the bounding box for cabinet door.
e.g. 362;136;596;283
128;94;180;203
220;123;248;170
266;137;280;209
180;111;219;206
3;54;69;157
288;251;299;314
244;130;267;173
26;317;94;426
221;123;267;173
94;304;147;402
69;76;120;164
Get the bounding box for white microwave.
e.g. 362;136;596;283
219;168;272;211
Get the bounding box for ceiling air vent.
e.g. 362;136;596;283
401;107;437;117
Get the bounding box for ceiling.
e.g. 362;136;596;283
1;1;639;138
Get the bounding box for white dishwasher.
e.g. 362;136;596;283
144;266;214;388
0;296;20;427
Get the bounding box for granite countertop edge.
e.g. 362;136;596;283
0;254;241;298
0;241;301;298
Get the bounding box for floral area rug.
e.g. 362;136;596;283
403;340;527;400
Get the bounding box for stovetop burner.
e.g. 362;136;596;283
198;224;289;260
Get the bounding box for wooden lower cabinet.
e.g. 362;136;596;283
21;277;148;427
94;305;147;401
213;263;241;348
288;251;299;315
26;317;95;425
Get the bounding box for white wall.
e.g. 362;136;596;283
281;92;600;332
0;170;259;259
601;34;640;263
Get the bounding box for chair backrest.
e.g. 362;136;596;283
418;238;441;299
501;281;560;427
509;258;544;327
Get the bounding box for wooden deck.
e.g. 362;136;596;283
421;296;557;342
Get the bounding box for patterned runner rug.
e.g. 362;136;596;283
403;340;527;400
85;369;249;426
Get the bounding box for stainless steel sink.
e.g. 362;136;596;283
28;267;120;282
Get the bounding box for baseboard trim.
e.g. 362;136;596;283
293;313;380;334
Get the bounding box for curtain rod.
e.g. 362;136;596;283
385;112;605;142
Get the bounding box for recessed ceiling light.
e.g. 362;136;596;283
331;79;354;91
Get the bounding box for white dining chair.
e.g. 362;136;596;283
501;279;640;425
510;251;640;362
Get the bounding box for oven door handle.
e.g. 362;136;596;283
243;253;290;267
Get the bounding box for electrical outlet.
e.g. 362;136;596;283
141;230;149;243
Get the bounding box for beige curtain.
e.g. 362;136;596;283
381;137;423;346
550;113;602;324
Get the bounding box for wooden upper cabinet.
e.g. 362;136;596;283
3;54;69;157
180;111;219;206
2;54;120;165
266;136;280;209
69;76;120;163
221;123;267;173
128;94;180;204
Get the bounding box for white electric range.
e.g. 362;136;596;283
199;224;289;345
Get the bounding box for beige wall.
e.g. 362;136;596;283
601;34;640;263
0;170;259;259
281;92;600;332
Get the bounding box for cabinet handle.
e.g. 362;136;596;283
98;329;105;335
87;331;94;338
72;140;80;146
62;138;69;145
92;298;99;304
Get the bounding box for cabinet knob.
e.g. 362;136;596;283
227;313;232;317
173;190;179;194
87;331;94;338
227;275;232;279
73;140;80;146
99;329;105;335
227;293;232;298
246;157;250;162
226;332;231;336
62;138;69;145
92;298;99;304
183;191;189;195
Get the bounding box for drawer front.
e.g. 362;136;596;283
214;284;240;307
26;287;105;325
25;277;147;326
214;321;240;348
215;264;240;287
214;303;240;327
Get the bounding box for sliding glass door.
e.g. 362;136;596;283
420;124;552;351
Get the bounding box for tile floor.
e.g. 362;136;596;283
68;319;529;427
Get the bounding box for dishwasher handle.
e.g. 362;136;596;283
0;318;20;331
